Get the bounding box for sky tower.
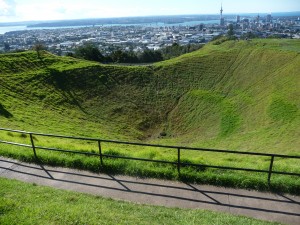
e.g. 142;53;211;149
220;3;225;26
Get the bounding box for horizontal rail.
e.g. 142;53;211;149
271;171;300;176
1;127;299;159
102;154;178;165
181;162;270;173
35;146;99;156
0;140;32;148
0;128;30;134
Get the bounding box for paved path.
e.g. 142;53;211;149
0;157;299;225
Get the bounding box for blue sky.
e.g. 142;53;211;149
0;0;299;22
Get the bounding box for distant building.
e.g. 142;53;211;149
243;18;250;23
236;15;241;23
256;14;260;23
266;14;272;23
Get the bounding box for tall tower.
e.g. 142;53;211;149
220;3;225;26
220;3;223;18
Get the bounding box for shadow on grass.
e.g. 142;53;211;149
0;103;13;118
45;68;88;114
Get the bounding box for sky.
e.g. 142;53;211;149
0;0;300;22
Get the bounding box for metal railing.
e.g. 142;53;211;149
0;127;299;183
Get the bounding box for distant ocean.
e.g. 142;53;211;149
0;26;27;34
0;26;74;34
0;20;220;35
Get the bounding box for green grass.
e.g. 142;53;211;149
0;178;281;225
0;39;299;194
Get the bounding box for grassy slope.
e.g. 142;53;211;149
0;178;281;225
156;39;300;153
0;39;299;193
0;51;156;139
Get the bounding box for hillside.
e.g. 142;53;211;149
157;39;300;154
1;39;299;153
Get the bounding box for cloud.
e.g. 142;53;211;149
0;0;16;16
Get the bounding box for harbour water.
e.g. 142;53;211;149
0;20;220;34
0;26;27;34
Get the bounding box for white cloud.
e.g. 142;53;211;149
13;1;156;21
0;0;16;16
10;0;209;22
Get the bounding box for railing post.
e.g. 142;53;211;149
98;140;103;166
29;133;38;160
177;148;181;174
268;155;275;184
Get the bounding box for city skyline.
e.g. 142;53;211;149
0;0;300;23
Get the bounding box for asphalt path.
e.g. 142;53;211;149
0;157;299;225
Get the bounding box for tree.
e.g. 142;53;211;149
241;32;258;40
160;43;203;60
227;24;234;37
74;44;104;62
33;43;46;58
4;43;10;52
110;50;127;63
66;52;75;57
138;49;163;63
108;50;139;63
